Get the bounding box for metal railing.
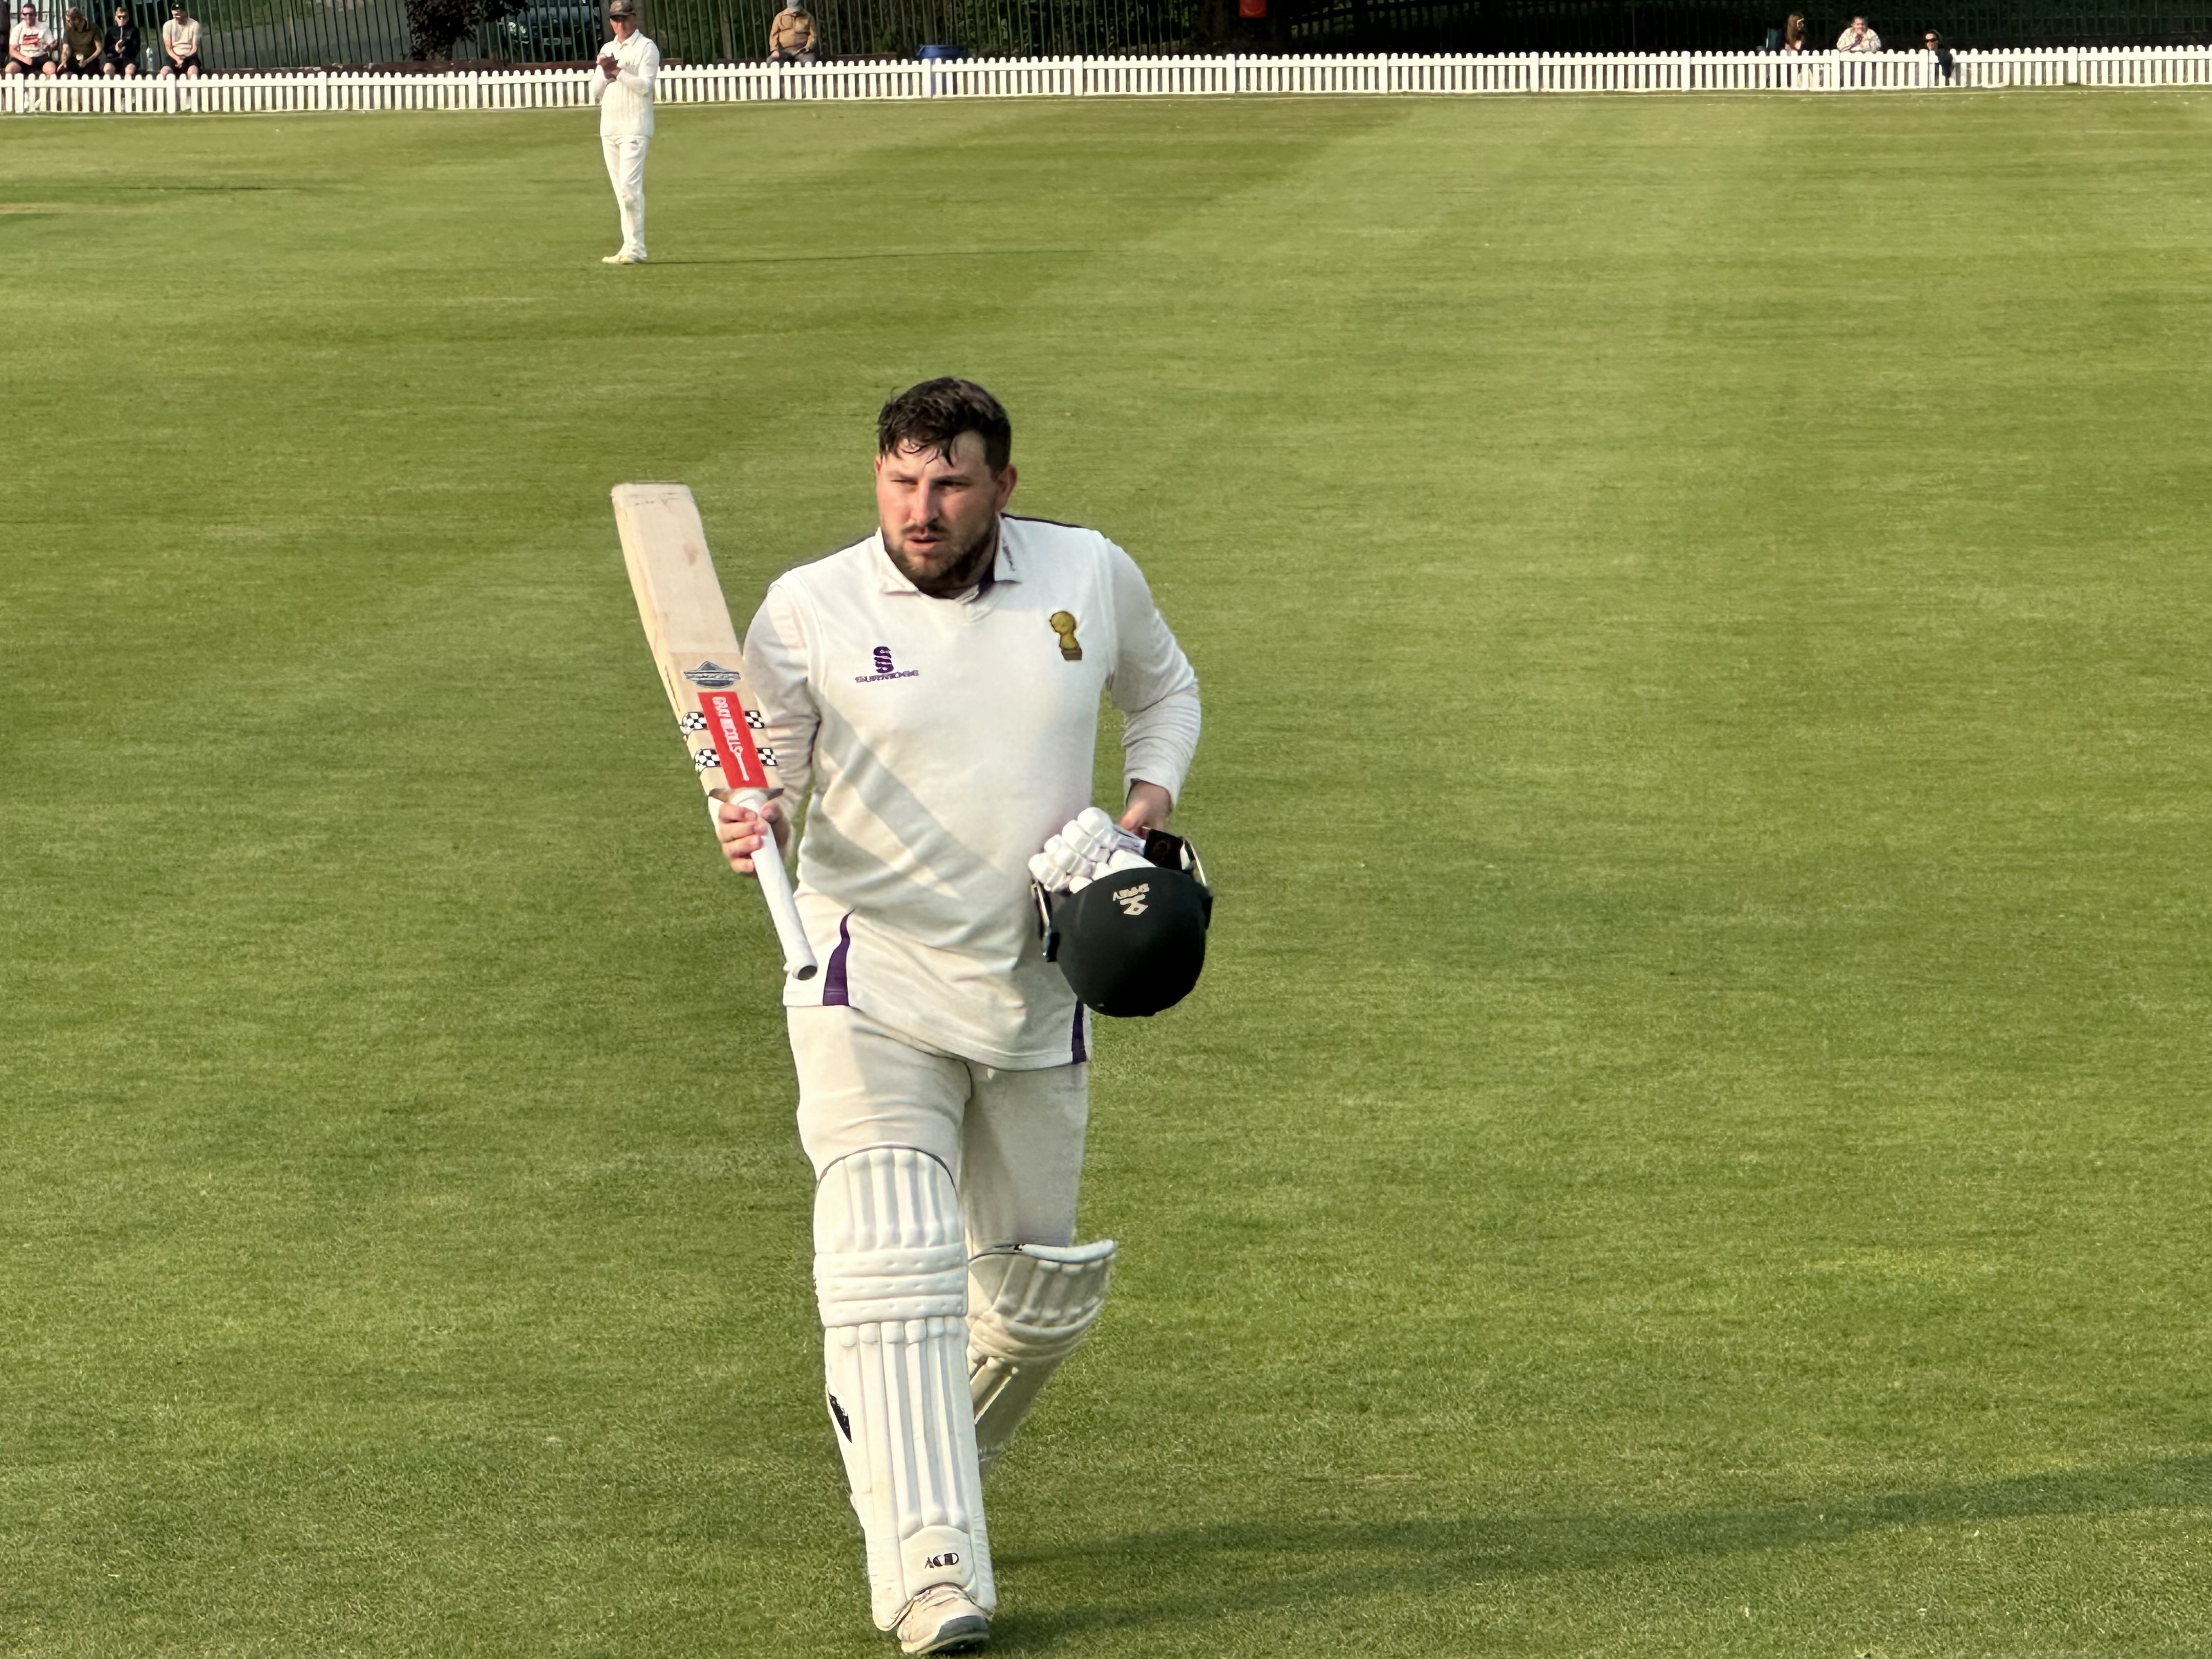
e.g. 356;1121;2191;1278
7;42;2211;109
59;0;2212;73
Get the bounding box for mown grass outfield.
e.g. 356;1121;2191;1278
4;86;2210;1656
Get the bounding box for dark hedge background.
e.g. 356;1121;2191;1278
168;0;2212;72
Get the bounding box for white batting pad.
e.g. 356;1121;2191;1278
815;1147;995;1629
968;1239;1118;1472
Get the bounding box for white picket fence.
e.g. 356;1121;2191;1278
8;44;2212;115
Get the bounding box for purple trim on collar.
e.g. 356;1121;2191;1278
822;913;853;1007
870;522;1020;595
1070;1000;1087;1064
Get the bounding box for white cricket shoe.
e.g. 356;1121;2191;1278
894;1584;990;1654
601;251;647;264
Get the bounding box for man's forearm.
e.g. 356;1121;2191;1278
1120;683;1200;810
1121;781;1173;832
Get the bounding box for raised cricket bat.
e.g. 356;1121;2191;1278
612;482;818;981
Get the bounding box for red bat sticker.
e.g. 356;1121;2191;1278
699;690;769;790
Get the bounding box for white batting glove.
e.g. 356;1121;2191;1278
1085;848;1153;889
1028;807;1150;893
1028;836;1086;890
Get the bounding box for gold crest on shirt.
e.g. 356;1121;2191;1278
1049;611;1082;661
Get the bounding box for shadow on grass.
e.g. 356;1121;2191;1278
988;1453;2210;1650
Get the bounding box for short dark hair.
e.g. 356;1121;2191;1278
877;379;1012;473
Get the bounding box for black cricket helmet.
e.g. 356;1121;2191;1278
1037;831;1212;1018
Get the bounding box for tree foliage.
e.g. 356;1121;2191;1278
405;0;525;59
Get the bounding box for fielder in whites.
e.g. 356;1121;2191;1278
715;379;1202;1654
591;0;658;264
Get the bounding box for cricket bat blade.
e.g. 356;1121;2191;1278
612;481;819;980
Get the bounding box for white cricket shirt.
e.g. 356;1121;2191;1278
589;31;658;138
744;515;1201;1069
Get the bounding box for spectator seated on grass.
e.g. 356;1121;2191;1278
158;0;198;74
1836;13;1880;49
5;0;61;74
101;1;136;72
766;1;814;63
60;4;99;71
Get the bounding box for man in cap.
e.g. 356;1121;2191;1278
710;379;1201;1653
156;0;198;74
766;0;815;61
591;0;658;264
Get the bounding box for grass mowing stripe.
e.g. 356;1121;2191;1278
3;93;2209;1655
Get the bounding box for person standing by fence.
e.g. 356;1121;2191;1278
1779;13;1805;50
767;1;816;63
100;0;134;72
158;1;199;75
591;0;658;266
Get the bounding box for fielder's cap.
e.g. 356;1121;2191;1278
607;0;637;16
1041;834;1211;1018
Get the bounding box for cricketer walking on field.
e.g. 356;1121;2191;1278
591;0;657;264
713;380;1201;1654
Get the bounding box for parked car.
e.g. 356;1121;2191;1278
497;0;599;60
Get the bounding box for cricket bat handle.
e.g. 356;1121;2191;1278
731;789;819;980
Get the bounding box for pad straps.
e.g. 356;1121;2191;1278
813;1147;995;1630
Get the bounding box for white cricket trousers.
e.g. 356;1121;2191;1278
601;133;648;258
791;1004;1088;1628
789;1003;1089;1249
